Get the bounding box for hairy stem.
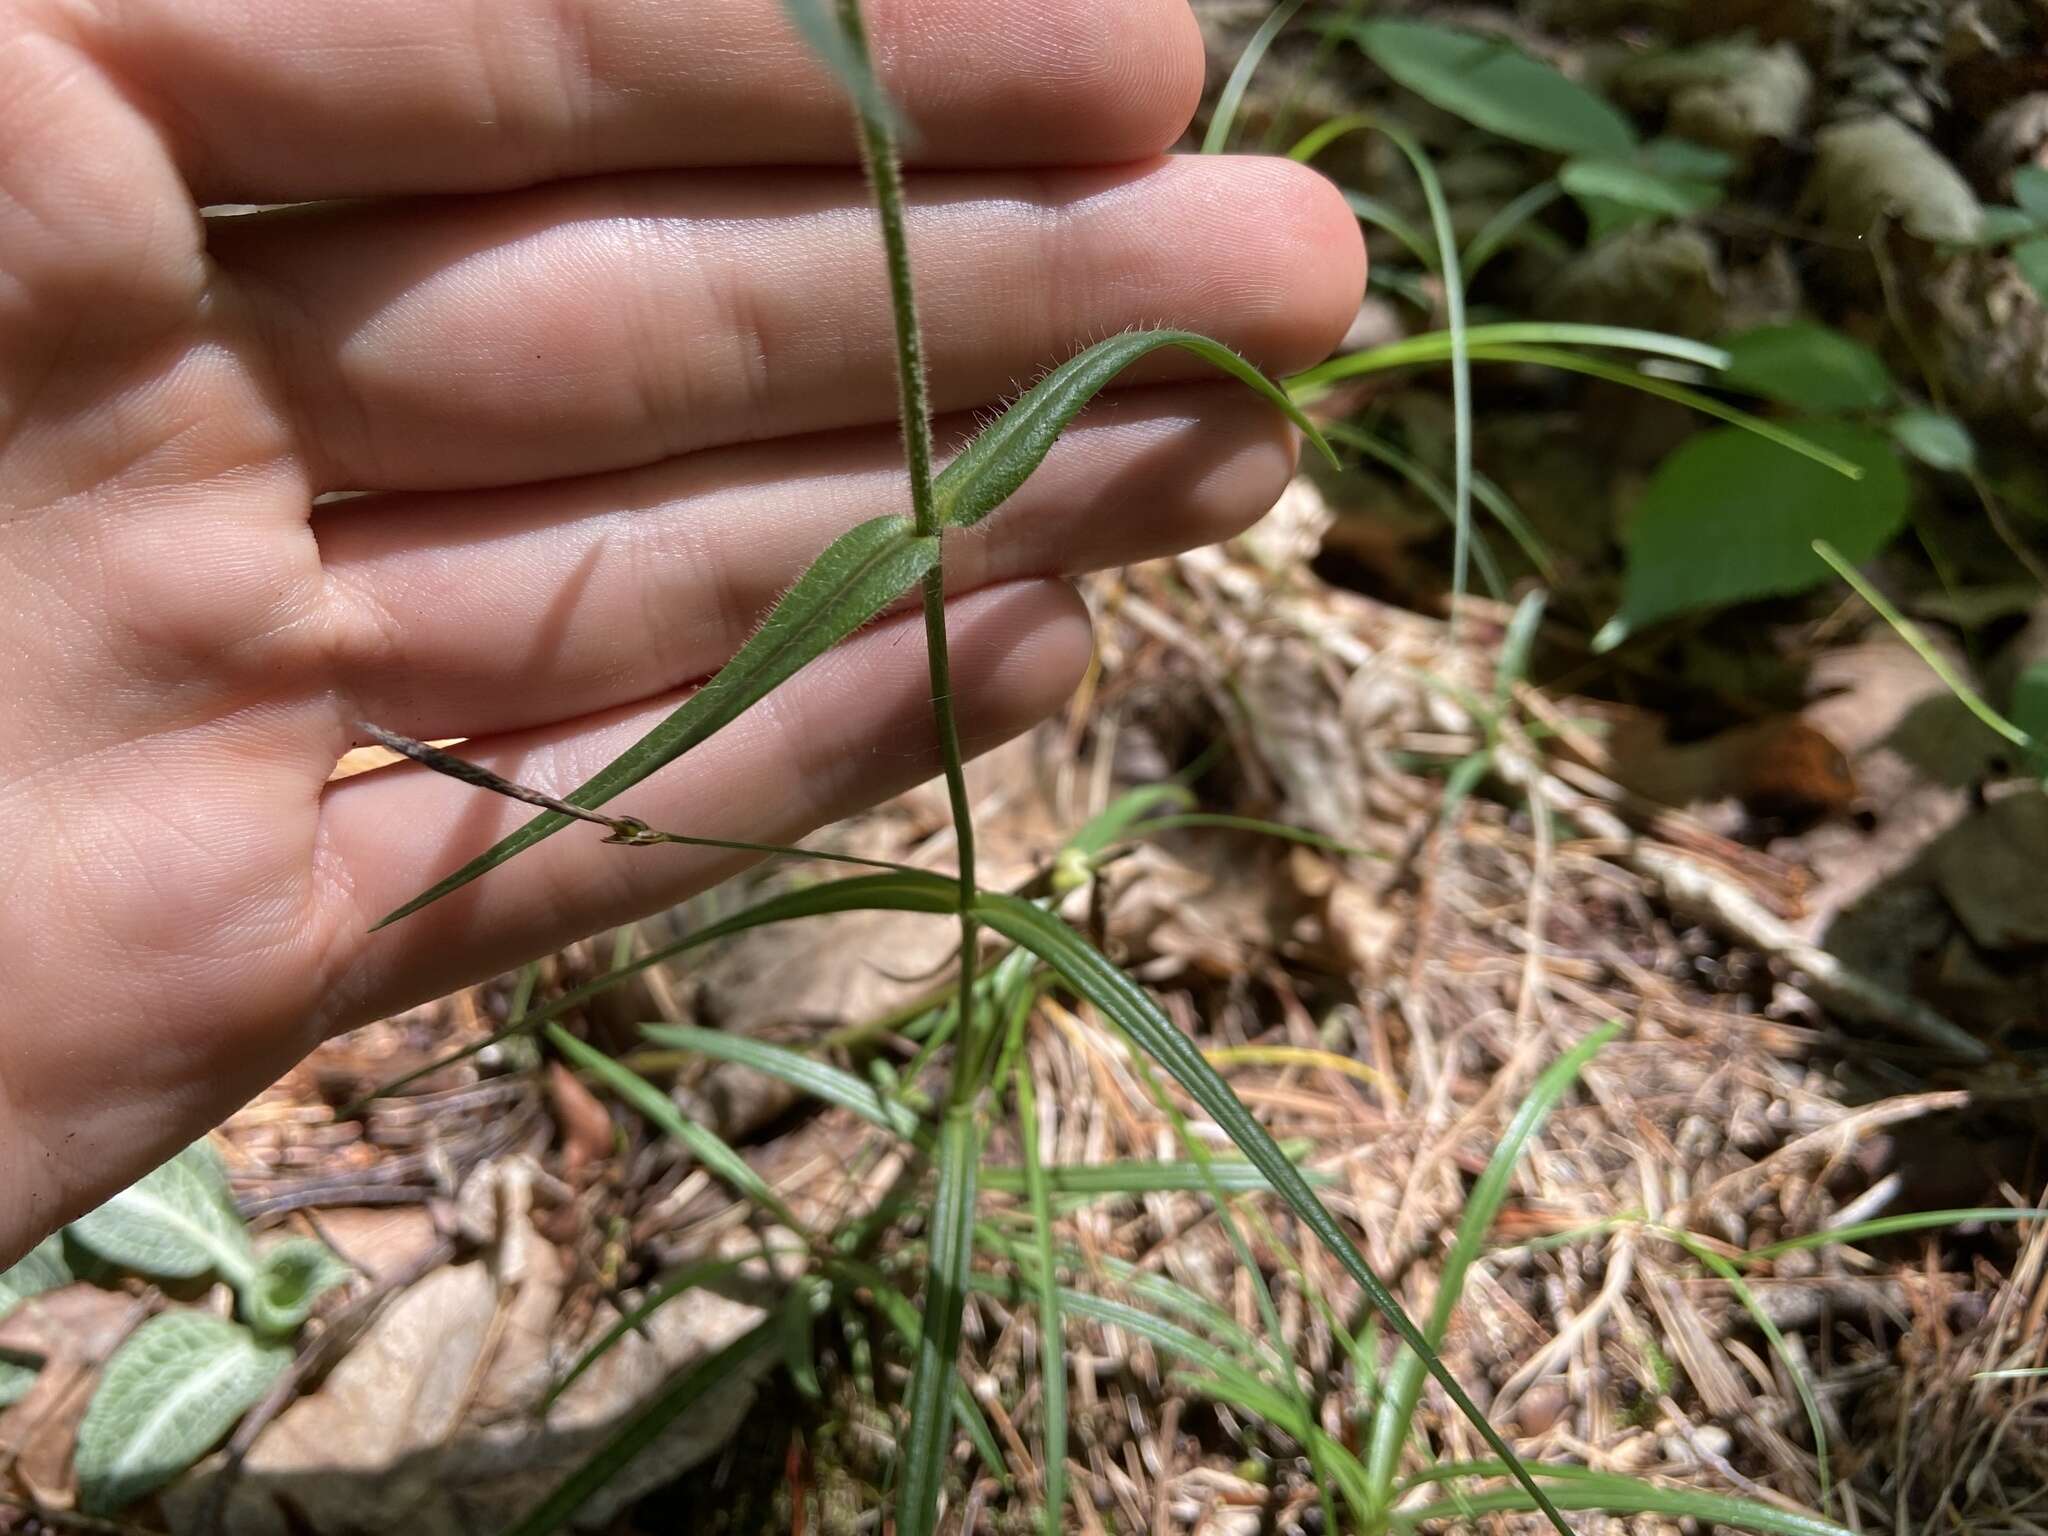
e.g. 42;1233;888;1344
833;0;982;1049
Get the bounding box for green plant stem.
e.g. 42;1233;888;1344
836;0;982;1048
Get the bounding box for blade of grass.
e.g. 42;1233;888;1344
502;1316;780;1536
1325;423;1507;596
1289;323;1733;392
1364;1023;1620;1501
1202;0;1309;156
345;872;958;1114
375;516;939;927
1814;540;2035;752
972;892;1574;1536
640;1024;925;1140
1741;1207;2047;1264
547;1025;806;1236
1012;1061;1065;1534
1326;422;1556;583
1344;190;1440;270
896;1107;981;1536
1121;813;1380;861
1663;1224;1833;1508
541;1254;761;1411
1290;114;1477;615
1468;346;1865;477
1463;181;1566;279
1390;1466;1853;1536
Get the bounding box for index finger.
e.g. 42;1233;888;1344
63;0;1207;203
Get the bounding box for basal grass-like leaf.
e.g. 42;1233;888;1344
351;872;961;1110
971;892;1574;1536
542;1254;757;1412
641;1023;924;1139
935;331;1336;531
1740;1207;2046;1264
376;517;938;927
1202;0;1309;156
1364;1023;1618;1499
896;1107;981;1536
503;1317;780;1536
547;1025;803;1233
1012;1062;1065;1535
1391;1464;1854;1536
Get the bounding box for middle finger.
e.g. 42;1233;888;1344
214;155;1362;492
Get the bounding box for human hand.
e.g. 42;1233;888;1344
0;0;1363;1261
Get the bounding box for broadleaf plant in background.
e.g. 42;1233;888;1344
0;1140;349;1514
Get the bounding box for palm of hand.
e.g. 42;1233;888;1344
0;0;1361;1258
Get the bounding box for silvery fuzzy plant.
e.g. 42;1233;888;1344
349;3;1573;1531
0;1141;349;1515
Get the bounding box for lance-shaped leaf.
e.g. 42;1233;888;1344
971;892;1574;1536
380;330;1327;930
896;1106;981;1536
375;516;937;927
935;330;1335;530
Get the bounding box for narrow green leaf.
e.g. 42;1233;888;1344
845;1262;1011;1484
543;1255;760;1412
548;1025;805;1234
1013;1063;1066;1535
1123;813;1383;862
1289;323;1732;394
1814;541;2034;753
1721;325;1894;414
641;1023;925;1140
1202;0;1309;156
1331;18;1636;158
1365;1024;1618;1500
971;893;1574;1536
1063;783;1197;860
376;517;938;927
243;1239;352;1339
1345;189;1440;270
69;1141;257;1291
1891;409;1978;472
778;1278;824;1401
778;0;904;139
1665;1227;1833;1506
896;1107;981;1536
1472;345;1866;478
936;331;1335;532
1392;1464;1854;1536
505;1317;780;1536
1324;422;1556;583
984;1157;1330;1200
75;1313;289;1515
1607;425;1907;642
1462;181;1565;279
1496;590;1549;702
353;872;961;1111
